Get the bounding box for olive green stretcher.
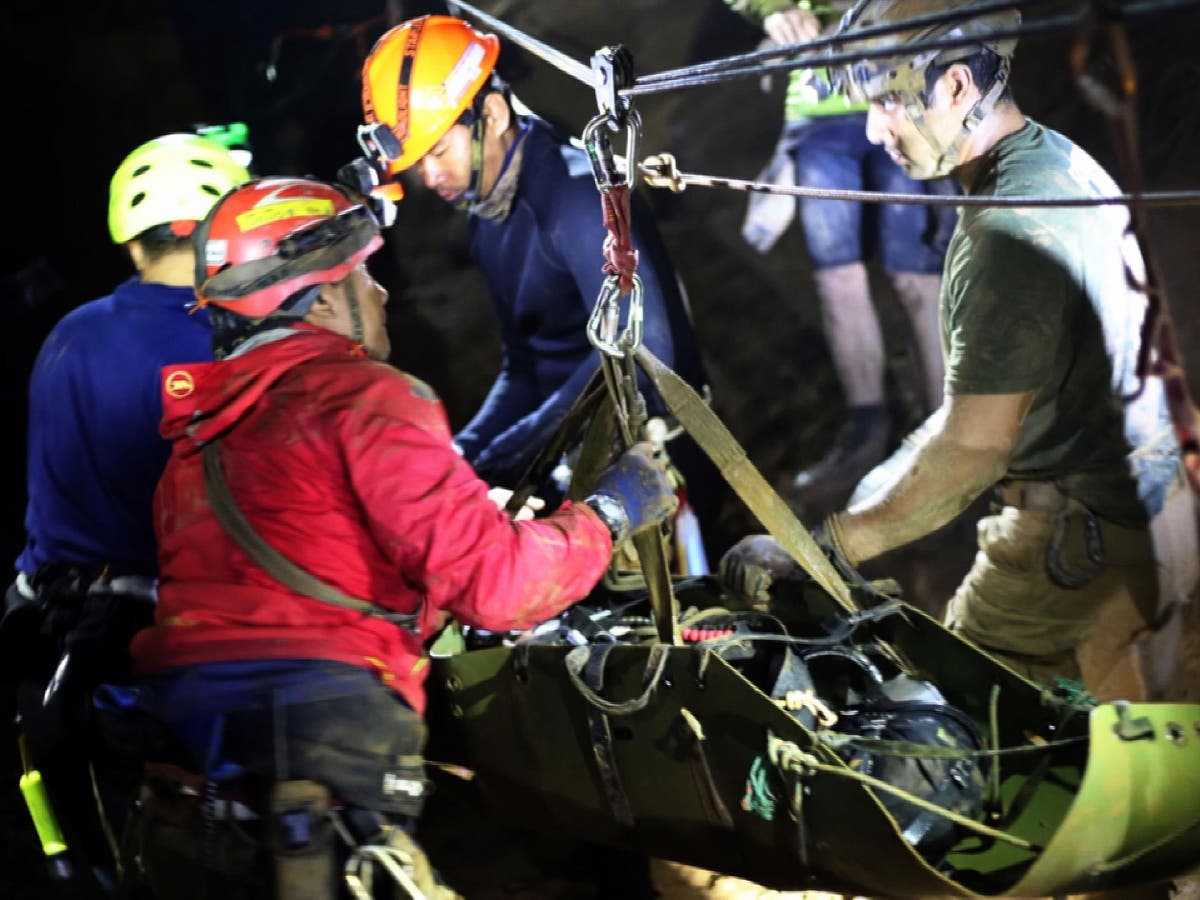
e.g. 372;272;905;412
428;575;1200;897
427;348;1200;897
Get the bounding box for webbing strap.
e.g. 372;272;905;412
202;441;417;628
505;364;606;514
571;642;639;828
633;345;856;613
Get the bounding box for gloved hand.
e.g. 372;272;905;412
715;518;868;609
717;534;801;609
585;441;678;545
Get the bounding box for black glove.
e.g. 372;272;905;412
585;441;678;544
719;518;880;609
717;534;801;609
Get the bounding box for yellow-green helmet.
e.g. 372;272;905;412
108;133;252;244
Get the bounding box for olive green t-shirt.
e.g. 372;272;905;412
941;120;1177;526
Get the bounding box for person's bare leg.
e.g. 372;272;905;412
792;263;891;510
815;262;885;407
889;270;944;413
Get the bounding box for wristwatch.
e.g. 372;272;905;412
584;492;630;545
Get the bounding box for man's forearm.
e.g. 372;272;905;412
831;432;1008;565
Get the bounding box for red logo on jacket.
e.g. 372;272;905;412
164;369;196;399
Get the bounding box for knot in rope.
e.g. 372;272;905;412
638;153;686;193
601;183;639;294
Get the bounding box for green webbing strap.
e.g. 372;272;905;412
567;392;619;503
506;365;606;514
633;345;856;613
201;441;417;628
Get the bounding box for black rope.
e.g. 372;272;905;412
634;0;1050;87
623;0;1198;97
626;11;1084;97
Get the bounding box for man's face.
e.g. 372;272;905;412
325;263;391;361
415;123;474;204
864;72;966;180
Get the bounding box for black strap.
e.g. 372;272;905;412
201;441;417;629
505;364;607;514
578;642;636;829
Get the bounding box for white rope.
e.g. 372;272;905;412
639;152;1200;208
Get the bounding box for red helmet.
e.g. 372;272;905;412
194;177;383;318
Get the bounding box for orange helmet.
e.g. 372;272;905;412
194;177;383;319
359;15;500;178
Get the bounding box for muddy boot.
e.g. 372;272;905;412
791;404;891;517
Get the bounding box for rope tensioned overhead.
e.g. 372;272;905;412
638;153;1200;208
625;0;1198;95
447;0;594;86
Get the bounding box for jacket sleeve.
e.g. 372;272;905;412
344;370;613;632
468;354;599;486
453;365;542;465
468;173;686;484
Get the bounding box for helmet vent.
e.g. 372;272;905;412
190;158;217;170
132;164;152;178
200;184;222;197
130;192;147;208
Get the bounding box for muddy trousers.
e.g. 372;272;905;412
943;496;1159;699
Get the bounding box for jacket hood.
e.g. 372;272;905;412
160;325;363;452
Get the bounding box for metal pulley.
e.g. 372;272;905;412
590;44;635;129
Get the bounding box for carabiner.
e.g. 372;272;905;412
582;109;643;194
587;274;644;359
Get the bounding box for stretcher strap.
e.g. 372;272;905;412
633;345;857;613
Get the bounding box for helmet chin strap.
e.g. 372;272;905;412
343;278;366;348
901;58;1012;179
453;113;487;211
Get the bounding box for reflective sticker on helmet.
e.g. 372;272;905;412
205;239;228;269
235;199;336;232
442;42;485;106
164;369;196;399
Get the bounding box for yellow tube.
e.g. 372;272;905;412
18;769;69;857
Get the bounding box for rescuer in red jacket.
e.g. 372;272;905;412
124;176;677;899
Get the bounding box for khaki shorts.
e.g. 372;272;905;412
944;491;1158;694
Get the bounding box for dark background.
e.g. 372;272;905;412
2;0;1199;896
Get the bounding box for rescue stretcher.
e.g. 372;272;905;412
427;571;1200;898
420;6;1200;892
421;347;1200;897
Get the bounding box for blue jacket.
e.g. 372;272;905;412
455;118;709;485
17;277;212;577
